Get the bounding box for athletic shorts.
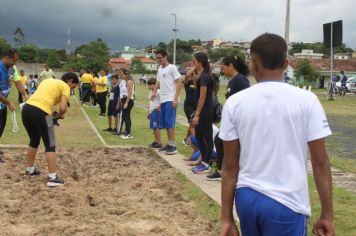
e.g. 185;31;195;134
22;104;56;152
159;101;176;129
235;187;307;236
150;110;160;130
107;100;118;117
184;102;196;122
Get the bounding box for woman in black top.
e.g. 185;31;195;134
207;56;250;180
183;68;198;144
191;52;218;173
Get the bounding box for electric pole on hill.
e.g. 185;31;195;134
172;13;178;65
285;0;291;46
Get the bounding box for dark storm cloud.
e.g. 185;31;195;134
0;0;355;50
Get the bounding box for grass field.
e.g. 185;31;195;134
1;82;356;235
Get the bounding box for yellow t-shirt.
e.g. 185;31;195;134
20;75;28;86
80;73;94;84
96;76;108;93
26;79;70;114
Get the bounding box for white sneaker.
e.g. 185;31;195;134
121;134;133;139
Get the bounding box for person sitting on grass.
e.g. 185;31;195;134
22;72;79;187
147;78;162;148
103;75;120;133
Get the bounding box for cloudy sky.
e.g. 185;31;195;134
0;0;355;51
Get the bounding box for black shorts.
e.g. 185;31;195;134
22;104;56;152
107;100;118;117
184;102;196;122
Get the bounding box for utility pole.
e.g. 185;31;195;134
285;0;291;46
66;29;71;56
172;13;178;65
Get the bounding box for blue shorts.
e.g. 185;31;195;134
235;187;307;236
159;101;176;129
107;100;118;117
150;110;160;130
189;136;200;149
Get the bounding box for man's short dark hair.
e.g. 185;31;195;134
62;72;79;84
1;48;18;58
250;33;287;70
111;74;118;80
155;48;168;57
147;77;157;85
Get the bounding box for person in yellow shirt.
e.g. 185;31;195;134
80;69;94;107
21;72;79;187
18;70;29;103
96;69;108;117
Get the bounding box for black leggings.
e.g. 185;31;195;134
97;92;107;114
0;107;7;138
195;106;214;164
214;132;224;171
121;97;134;134
81;83;92;103
22;104;56;152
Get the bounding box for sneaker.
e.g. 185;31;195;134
47;175;64;187
112;128;118;133
193;163;209;174
103;127;113;132
192;162;205;172
121;134;133;139
99;113;105;117
165;145;177;155
25;168;41;176
149;142;163;149
159;145;170;152
208;162;218;175
182;138;189;146
206;171;221;181
113;131;123;136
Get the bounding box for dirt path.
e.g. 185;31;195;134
0;148;219;236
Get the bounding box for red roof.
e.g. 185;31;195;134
109;58;131;64
133;56;156;64
289;58;356;72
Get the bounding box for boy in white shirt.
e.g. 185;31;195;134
220;33;334;236
147;78;162;148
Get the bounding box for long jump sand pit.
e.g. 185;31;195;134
0;147;219;235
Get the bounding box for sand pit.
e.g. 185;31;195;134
0;147;219;235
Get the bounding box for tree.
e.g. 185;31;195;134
13;27;26;48
208;48;244;62
47;51;61;68
130;58;146;73
0;37;12;55
295;59;320;85
68;38;110;71
18;44;38;62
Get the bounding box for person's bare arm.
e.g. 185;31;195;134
57;95;69;118
192;86;207;125
0;92;15;111
220;140;240;236
173;78;181;108
309;138;335;236
14;80;29;101
150;80;160;100
123;80;133;109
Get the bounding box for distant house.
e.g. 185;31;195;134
212;38;223;48
192;45;207;53
293;49;324;59
334;53;351;60
108;58;131;71
352;52;356;59
288;58;356;86
121;46;155;60
132;55;157;72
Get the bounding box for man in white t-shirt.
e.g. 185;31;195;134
151;49;181;155
39;64;55;81
220;33;334;236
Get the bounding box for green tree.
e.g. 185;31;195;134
0;37;12;55
130;58;146;73
295;59;320;85
13;27;26;48
69;38;110;72
47;51;61;68
208;48;244;62
18;44;38;62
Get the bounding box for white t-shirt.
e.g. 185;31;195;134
219;81;331;216
156;64;181;103
149;90;160;113
119;80;127;99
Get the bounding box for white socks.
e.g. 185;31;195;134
169;140;176;147
48;173;57;180
26;166;35;174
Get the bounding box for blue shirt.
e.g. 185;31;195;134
0;61;12;109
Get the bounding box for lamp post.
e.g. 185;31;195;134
172;13;178;65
